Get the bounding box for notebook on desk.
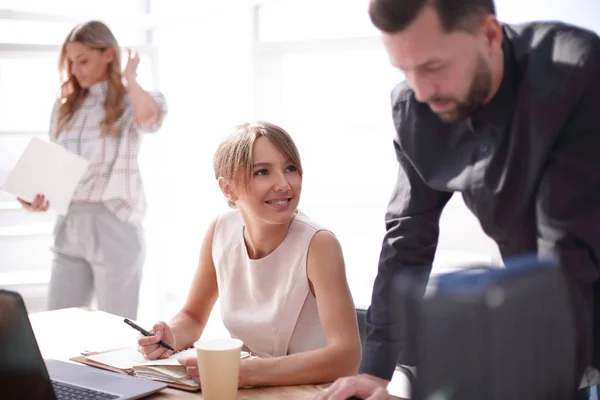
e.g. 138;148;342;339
71;347;251;391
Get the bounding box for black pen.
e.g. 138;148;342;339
124;318;175;352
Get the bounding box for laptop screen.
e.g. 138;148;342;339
0;290;56;400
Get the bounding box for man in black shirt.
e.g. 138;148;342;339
316;0;600;399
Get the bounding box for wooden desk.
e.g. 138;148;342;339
28;308;354;399
29;308;329;399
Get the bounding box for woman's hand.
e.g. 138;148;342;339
18;194;49;212
177;356;253;387
137;321;176;360
123;48;140;85
178;356;201;384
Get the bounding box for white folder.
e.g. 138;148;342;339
1;137;89;215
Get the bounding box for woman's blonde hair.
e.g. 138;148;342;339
54;20;125;138
213;121;303;207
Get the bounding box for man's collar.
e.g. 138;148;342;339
470;26;518;130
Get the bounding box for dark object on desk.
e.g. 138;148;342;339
400;255;577;400
123;318;175;351
0;291;56;399
0;289;167;400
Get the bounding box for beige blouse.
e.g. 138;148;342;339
211;210;327;358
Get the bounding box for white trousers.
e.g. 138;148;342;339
47;203;144;319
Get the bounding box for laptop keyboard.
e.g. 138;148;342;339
52;380;119;400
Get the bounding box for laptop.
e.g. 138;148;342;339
0;289;167;400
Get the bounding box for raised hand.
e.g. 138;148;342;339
123;48;140;84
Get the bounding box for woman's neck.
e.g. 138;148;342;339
242;214;292;260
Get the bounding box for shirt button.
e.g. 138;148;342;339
479;143;490;155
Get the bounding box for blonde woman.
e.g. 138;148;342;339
138;122;361;387
18;21;167;319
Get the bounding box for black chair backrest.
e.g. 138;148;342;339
356;308;367;348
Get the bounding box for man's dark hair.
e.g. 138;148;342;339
368;0;496;34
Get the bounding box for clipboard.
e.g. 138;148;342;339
70;349;201;392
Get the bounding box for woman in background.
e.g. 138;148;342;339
138;121;361;387
18;20;167;319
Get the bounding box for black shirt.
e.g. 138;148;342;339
360;21;600;381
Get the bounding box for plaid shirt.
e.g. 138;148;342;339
50;81;167;225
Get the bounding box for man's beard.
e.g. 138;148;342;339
431;55;492;123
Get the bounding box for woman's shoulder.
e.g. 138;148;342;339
292;211;344;254
215;209;241;222
210;210;243;260
213;210;243;235
292;210;331;235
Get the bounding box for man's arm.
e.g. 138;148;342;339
535;48;600;381
360;133;452;380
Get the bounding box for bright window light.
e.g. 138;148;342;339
257;0;378;42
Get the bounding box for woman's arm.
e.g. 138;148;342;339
123;49;163;127
168;219;220;350
126;78;163;127
239;230;362;387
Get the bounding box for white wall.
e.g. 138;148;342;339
496;0;600;34
140;2;256;323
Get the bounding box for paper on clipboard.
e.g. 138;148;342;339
86;347;251;369
1;137;89;215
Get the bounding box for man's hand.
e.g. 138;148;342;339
313;374;390;400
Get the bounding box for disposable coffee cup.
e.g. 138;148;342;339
194;338;244;400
